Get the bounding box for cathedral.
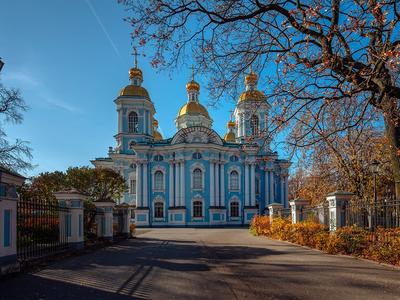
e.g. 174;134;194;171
92;58;290;227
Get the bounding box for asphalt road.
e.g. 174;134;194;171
1;228;399;300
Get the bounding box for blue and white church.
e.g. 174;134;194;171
92;60;290;227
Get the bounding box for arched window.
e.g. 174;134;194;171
130;179;136;195
193;168;202;189
250;115;259;136
154;202;164;218
230;202;239;217
128;112;139;133
154;171;164;190
193;201;203;218
230;170;239;191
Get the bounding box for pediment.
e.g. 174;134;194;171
171;126;223;145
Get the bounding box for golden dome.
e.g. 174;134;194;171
119;85;150;99
224;132;236;142
153;130;163;141
245;71;258;84
227;120;236;128
178;102;210;119
186;80;200;92
129;67;143;79
239;90;265;102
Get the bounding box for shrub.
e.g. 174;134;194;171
250;215;400;266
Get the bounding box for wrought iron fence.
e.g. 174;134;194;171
17;198;70;262
344;199;400;230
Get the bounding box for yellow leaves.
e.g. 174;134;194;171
250;215;400;266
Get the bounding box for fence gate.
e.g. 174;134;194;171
17;197;70;262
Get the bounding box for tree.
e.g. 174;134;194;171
65;167;127;203
0;83;32;172
20;167;127;203
119;0;400;197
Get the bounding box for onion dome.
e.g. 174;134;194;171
224;132;236;142
129;67;143;80
245;71;258;85
227;120;235;128
224;120;236;142
239;90;266;102
153;119;163;141
186;79;200;92
119;85;150;98
178;102;210;119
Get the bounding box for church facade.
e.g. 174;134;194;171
92;61;290;227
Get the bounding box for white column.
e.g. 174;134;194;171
118;108;122;133
210;161;215;206
250;163;256;206
285;176;289;208
136;163;141;207
244;163;249;206
169;161;174;207
280;176;284;205
269;171;274;203
175;162;179;207
180;160;185;207
215;163;220;206
220;163;225;207
264;169;269;205
143;162;148;207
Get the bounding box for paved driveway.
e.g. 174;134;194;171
1;228;399;300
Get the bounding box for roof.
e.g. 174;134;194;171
0;165;25;179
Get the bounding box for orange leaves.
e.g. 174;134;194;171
250;215;400;266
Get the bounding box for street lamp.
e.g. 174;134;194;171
370;159;380;205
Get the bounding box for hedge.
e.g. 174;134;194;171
250;215;400;266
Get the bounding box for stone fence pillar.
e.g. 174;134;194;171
54;189;86;250
114;204;132;238
0;169;25;275
326;191;354;231
268;203;284;223
289;198;310;224
94;201;115;241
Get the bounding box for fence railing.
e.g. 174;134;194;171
344;199;400;230
17;198;70;262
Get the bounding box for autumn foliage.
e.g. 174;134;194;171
250;216;400;266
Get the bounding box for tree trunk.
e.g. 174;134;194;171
383;103;400;200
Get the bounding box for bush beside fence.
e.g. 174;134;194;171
250;215;400;266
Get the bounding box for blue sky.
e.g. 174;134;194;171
0;0;283;177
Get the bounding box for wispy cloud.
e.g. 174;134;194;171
3;71;81;114
84;0;120;56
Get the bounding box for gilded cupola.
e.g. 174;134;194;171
153;119;163;141
176;66;212;130
224;120;236;142
239;66;266;103
119;51;151;100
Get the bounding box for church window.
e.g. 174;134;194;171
154;171;164;190
193;201;203;218
193;168;203;189
229;170;239;191
128;112;139;133
230;155;239;162
230;202;239;217
192;152;202;160
130;179;136;195
250;115;259;136
154;202;164;218
154;155;164;162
